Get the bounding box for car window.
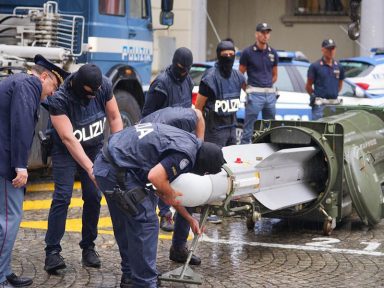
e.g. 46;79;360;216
275;66;294;92
295;65;309;83
190;66;208;85
340;61;374;77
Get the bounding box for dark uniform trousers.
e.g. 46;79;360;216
45;144;102;254
94;154;159;288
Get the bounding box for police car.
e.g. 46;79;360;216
190;51;384;142
340;48;384;96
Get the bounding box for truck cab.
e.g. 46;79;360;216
0;0;173;169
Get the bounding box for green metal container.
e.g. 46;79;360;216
252;107;384;233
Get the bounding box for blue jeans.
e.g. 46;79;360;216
241;92;276;144
172;207;194;249
312;104;336;120
45;145;102;254
94;154;159;288
0;177;24;283
158;199;170;217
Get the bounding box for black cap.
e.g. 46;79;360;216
322;38;336;48
73;64;103;92
192;142;226;176
256;22;272;32
33;54;69;85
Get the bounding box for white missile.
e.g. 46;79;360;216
171;143;320;211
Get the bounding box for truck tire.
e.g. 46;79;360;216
115;89;141;127
104;89;141;140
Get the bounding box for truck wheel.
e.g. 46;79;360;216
114;89;141;127
104;90;141;140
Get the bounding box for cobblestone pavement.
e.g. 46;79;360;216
12;189;384;288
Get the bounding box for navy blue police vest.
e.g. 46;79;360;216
202;65;243;117
107;123;201;174
140;107;197;133
148;66;193;108
49;74;111;149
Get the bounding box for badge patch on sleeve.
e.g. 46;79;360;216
179;159;190;170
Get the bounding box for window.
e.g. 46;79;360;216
294;0;348;16
276;67;294;92
340;61;374;77
99;0;125;16
282;0;351;25
130;0;147;19
296;65;309;83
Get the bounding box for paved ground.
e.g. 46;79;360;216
12;185;384;287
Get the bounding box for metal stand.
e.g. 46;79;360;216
159;206;210;285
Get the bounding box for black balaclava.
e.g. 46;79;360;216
170;47;193;82
216;40;235;78
191;142;226;176
72;64;102;106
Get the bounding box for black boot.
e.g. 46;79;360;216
169;246;201;265
6;273;33;287
44;253;66;273
82;247;101;268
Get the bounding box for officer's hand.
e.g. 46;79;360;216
87;168;100;189
158;190;182;207
12;170;28;188
189;217;204;235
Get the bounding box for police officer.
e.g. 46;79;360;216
93;123;225;288
0;55;68;288
195;40;246;147
142;47;194;232
43;64;123;273
142;47;193;116
306;39;345;120
140;107;205;267
239;23;279;144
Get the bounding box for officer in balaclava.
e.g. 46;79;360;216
195;39;246;147
142;47;194;117
141;48;194;238
43;64;123;274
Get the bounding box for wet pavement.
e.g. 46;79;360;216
13;186;384;287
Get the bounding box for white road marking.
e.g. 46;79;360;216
201;235;384;257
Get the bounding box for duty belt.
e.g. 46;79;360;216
314;97;342;106
246;86;276;94
102;144;148;216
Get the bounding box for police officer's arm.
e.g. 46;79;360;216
148;163;202;235
239;64;247;74
306;64;315;95
50;114;95;181
239;49;248;74
338;79;343;92
105;95;123;133
272;65;278;84
10;77;41;188
148;154;203;235
306;78;314;95
193;109;205;140
142;78;167;117
338;66;345;93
